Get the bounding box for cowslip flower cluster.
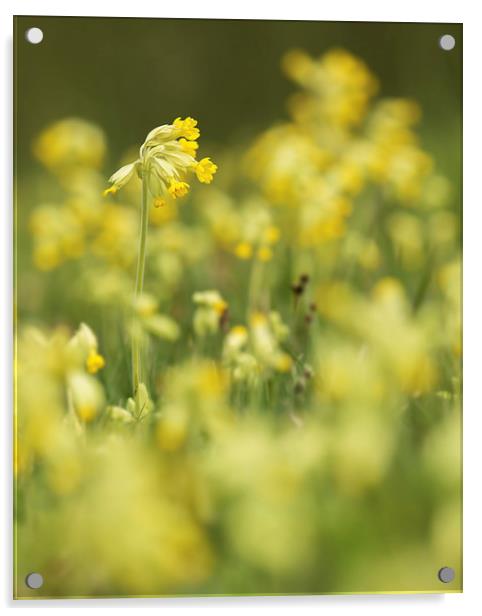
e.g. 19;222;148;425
16;322;106;482
222;311;293;381
245;49;449;250
282;48;378;128
234;222;281;263
103;117;217;203
33;117;107;172
192;290;229;336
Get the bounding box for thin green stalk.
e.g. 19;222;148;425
131;178;149;393
247;258;264;319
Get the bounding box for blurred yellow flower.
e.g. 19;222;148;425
33;117;106;171
86;350;105;374
193;290;229;336
235;241;253;260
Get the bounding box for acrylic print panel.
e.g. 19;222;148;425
13;16;462;599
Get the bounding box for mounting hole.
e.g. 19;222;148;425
25;28;44;45
25;572;44;589
438;566;455;583
439;34;455;51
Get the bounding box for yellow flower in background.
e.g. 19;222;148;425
29;203;87;270
69;323;106;375
235;241;253;260
68;371;105;422
222;311;292;378
223;325;249;359
193;290;229;336
86;350;105;374
193;290;228;315
226;208;281;261
282;48;378;128
33;118;107;171
32;241;62;271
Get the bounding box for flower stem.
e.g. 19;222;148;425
247;258;264;319
132;177;149;394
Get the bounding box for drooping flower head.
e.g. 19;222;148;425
103;117;218;201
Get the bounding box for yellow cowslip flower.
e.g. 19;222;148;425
231;325;248;339
193;290;228;314
235;242;253;260
33;118;106;171
103;117;217;203
153;197;166;208
173;116;200;140
269;311;290;342
282;49;378;128
102;185;118;197
86;350;105;374
282;49;315;83
107;405;135;424
223;325;250;363
248;311;293;374
69;323;106;375
250;311;267;327
168;180;190;199
68;371;105;422
213;299;228;315
179;137;199;157
195;157;218;184
193;290;229;336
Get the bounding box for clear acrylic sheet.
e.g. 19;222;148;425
13;16;462;599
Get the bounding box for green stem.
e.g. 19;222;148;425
132;178;149;394
247;258;263;319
